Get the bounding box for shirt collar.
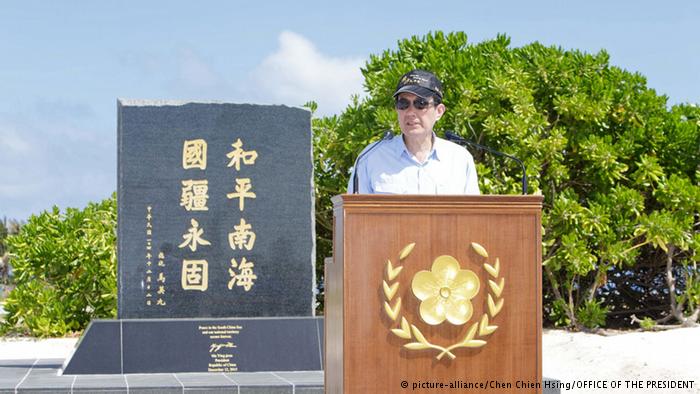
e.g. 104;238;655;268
394;132;442;162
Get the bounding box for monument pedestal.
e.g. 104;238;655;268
62;317;323;374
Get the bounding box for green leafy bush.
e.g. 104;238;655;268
547;298;572;327
639;316;656;331
1;194;117;336
311;31;700;328
576;300;608;329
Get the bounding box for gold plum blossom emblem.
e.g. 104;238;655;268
411;256;480;325
382;242;505;360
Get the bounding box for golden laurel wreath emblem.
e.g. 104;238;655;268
382;242;505;360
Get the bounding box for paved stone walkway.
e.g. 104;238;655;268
0;358;322;393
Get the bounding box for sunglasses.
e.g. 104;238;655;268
395;97;438;110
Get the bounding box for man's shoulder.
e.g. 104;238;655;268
357;133;401;163
434;136;473;158
435;135;462;149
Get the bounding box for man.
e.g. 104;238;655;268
348;69;480;194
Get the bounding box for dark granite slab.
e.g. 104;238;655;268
117;100;315;319
61;318;121;374
63;317;323;374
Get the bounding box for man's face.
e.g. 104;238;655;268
395;92;445;138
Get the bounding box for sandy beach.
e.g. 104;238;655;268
544;327;700;393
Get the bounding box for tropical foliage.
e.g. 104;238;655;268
312;32;700;329
0;195;117;336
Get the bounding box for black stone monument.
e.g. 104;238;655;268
63;100;320;374
116;100;315;318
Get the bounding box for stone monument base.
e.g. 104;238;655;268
62;317;323;375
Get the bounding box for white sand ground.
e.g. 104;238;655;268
542;327;699;394
0;328;698;393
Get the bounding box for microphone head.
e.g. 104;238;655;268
444;131;463;141
382;130;394;140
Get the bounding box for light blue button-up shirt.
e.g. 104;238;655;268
348;134;480;194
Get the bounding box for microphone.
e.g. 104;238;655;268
445;131;528;195
352;130;394;194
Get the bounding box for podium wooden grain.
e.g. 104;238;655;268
325;195;543;393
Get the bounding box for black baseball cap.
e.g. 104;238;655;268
393;69;443;100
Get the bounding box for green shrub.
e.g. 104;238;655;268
1;194;117;337
311;31;700;328
576;300;608;329
639;316;656;331
547;298;572;327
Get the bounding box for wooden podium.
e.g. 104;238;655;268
326;195;544;393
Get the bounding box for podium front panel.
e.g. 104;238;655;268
327;195;543;394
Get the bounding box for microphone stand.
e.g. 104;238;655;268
351;131;394;194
